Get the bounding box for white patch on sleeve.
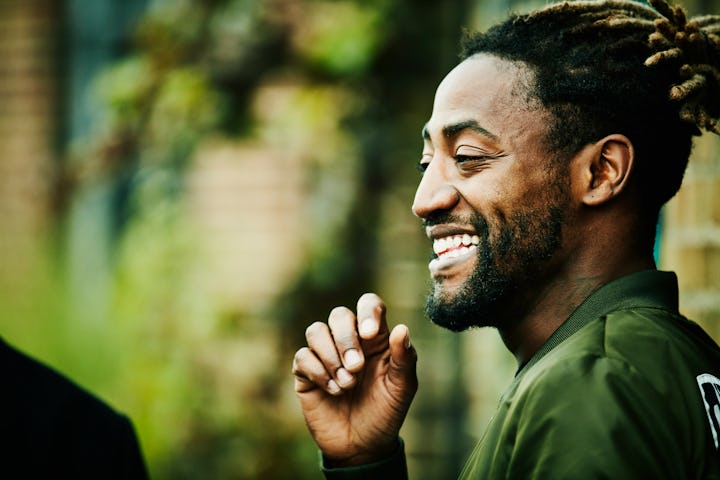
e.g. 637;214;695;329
696;373;720;450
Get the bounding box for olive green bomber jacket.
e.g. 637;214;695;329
322;270;720;479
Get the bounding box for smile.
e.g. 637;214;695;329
429;233;480;271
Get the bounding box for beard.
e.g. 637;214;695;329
424;198;566;333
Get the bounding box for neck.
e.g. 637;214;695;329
498;253;656;366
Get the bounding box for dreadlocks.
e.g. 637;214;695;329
461;0;720;220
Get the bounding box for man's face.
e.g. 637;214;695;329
413;54;570;332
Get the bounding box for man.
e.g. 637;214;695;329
0;338;149;478
292;0;720;478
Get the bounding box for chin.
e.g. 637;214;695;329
432;273;470;297
426;287;479;332
425;272;510;332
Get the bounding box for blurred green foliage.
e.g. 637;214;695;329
19;0;470;478
294;1;387;76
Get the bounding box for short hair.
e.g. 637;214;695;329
461;0;720;216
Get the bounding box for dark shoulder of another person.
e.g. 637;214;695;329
0;338;149;479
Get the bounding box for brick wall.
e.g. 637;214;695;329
185;139;308;314
0;0;60;305
660;133;720;341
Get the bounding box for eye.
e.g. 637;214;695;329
455;154;488;163
454;145;502;171
454;154;492;173
455;145;490;163
417;153;432;173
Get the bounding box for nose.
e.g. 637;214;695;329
411;158;460;218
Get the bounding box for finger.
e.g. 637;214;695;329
328;307;364;373
356;293;388;340
387;324;418;397
293;347;342;395
305;321;356;390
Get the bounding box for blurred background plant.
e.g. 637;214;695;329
0;0;718;478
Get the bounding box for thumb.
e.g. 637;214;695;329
387;324;418;394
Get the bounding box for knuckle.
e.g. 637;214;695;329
358;292;385;312
292;350;327;383
293;346;309;362
358;292;380;304
328;308;354;332
305;321;327;340
328;306;351;326
333;331;356;350
291;347;309;374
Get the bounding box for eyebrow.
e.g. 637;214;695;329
422;119;498;142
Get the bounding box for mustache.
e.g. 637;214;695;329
422;211;490;233
422;211;472;228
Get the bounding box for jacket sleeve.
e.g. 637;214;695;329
321;438;409;480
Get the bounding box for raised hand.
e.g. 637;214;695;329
292;293;418;467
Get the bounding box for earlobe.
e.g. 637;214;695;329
580;134;634;207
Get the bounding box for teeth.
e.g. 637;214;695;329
432;234;480;259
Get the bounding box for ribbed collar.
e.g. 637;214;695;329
511;269;679;386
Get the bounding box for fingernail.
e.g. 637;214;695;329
405;334;412;349
359;319;376;337
327;379;341;394
344;349;361;368
336;368;354;386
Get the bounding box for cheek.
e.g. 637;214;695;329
457;157;561;223
457;172;507;212
507;165;561;209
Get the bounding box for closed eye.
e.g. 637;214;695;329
454;154;497;173
455;154;489;163
417;153;433;173
455;154;493;166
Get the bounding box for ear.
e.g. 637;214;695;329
573;134;635;207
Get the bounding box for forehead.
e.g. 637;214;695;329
427;54;545;141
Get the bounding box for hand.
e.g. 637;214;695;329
292;293;418;467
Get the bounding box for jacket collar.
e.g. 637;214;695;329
515;269;679;379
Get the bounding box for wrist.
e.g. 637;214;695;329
322;437;402;468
